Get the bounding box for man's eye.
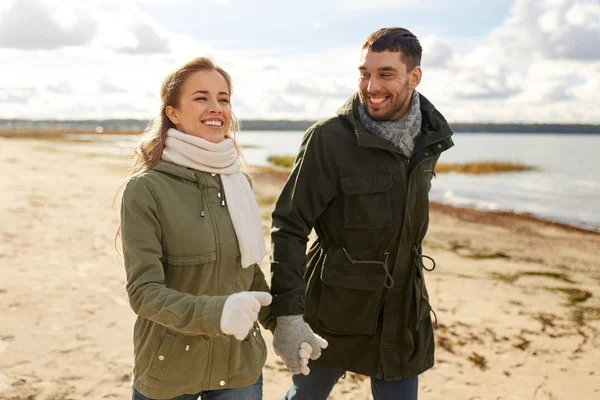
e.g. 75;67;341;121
195;97;207;101
219;99;230;104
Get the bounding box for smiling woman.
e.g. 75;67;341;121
116;57;272;400
165;69;233;143
130;57;242;174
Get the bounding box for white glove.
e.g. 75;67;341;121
220;291;272;340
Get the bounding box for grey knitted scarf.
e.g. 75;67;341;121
358;90;422;158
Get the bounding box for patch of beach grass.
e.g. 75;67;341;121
449;243;510;260
490;271;575;285
571;306;600;326
545;287;592;305
267;155;295;169
257;195;278;207
435;161;536;174
465;251;510;260
266;156;536;175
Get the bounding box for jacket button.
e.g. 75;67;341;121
425;152;429;156
218;192;221;198
253;332;257;337
219;380;226;386
158;355;165;361
211;173;216;176
437;144;442;148
185;345;190;351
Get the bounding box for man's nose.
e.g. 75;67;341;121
367;78;382;93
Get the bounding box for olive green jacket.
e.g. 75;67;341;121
270;93;454;380
120;161;269;399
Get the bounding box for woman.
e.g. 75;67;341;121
119;57;272;400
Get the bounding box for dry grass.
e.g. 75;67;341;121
0;129;140;138
435;162;536;174
266;155;535;174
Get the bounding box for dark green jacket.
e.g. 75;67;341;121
270;93;454;380
120;161;269;399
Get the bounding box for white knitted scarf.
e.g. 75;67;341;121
162;128;266;268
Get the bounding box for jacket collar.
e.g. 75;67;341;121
153;160;199;182
336;92;454;156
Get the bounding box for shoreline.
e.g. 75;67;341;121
429;202;600;236
249;165;600;236
1;133;597;235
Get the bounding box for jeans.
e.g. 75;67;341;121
283;368;418;400
132;374;263;400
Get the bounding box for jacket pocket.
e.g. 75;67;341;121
316;249;387;335
340;172;393;229
148;330;177;378
164;248;217;267
229;323;267;380
147;330;210;382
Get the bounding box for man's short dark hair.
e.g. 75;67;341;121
362;27;422;70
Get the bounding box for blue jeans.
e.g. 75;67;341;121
132;374;262;400
283;368;418;400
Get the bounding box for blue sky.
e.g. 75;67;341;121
148;1;513;53
0;0;599;123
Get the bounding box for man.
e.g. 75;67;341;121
269;27;454;399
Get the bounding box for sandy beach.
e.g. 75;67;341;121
1;135;599;400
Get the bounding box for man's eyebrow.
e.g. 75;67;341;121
358;66;398;71
191;90;230;95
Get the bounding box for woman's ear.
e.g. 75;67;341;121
165;106;180;125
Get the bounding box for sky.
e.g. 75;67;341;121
0;0;599;123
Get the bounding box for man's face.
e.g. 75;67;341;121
358;49;420;121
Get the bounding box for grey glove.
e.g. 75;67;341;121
273;315;328;375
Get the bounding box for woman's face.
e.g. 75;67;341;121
166;69;232;143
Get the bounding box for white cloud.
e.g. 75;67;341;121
0;0;598;123
0;87;37;104
487;0;600;61
0;0;98;50
337;0;484;12
421;35;453;69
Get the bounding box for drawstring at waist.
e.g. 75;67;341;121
412;244;438;329
342;247;394;289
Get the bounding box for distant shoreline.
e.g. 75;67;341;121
1;120;600;134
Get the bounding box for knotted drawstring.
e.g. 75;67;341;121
412;244;438;329
342;247;394;288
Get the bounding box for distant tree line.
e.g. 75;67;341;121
0;119;599;134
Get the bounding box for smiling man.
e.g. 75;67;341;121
269;27;455;399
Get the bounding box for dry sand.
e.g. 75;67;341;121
0;136;599;400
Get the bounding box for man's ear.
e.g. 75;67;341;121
410;66;422;89
165;106;180;125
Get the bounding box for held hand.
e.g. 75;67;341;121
273;315;328;375
220;291;272;340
